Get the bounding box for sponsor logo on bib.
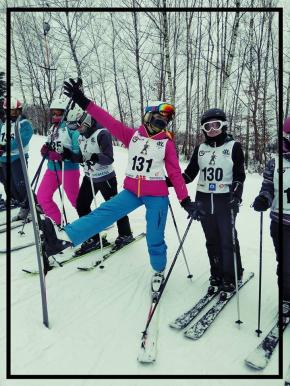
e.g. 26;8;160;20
209;183;216;191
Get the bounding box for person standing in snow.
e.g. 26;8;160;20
41;78;204;284
0;97;33;220
252;117;290;320
36;99;80;228
167;108;245;295
61;111;133;254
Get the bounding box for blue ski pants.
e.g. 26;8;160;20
65;189;169;272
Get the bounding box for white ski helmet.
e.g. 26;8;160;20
67;105;83;123
3;97;23;110
50;98;67;111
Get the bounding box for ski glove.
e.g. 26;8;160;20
40;143;50;157
90;153;99;164
61;146;73;160
181;197;205;221
253;195;270;212
48;151;63;161
63;78;90;110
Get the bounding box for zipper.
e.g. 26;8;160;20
211;192;214;214
137;176;141;197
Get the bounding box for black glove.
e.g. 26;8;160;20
181;197;205;220
63;78;90;110
61;146;73;160
253;195;269;212
229;196;241;213
90;153;99;164
0;144;6;156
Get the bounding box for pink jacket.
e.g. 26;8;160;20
86;102;188;201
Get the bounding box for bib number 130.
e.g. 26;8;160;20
201;167;223;181
132;156;153;173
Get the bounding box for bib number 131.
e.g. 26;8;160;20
201;167;223;181
132;156;153;173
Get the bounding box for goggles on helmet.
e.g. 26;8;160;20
145;103;175;117
201;120;228;132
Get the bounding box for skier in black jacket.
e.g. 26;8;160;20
61;112;133;255
168;108;246;294
253;117;290;318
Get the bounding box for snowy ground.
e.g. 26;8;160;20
1;134;289;385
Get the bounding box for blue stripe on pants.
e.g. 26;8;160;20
64;189;169;272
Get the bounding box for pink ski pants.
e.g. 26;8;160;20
37;169;80;225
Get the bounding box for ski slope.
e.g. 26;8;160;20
1;134;289;385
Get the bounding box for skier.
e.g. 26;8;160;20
168;108;245;295
61;111;133;254
41;78;204;286
252;117;290;319
0;97;33;220
36;99;80;227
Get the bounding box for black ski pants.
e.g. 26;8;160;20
1;158;29;207
270;220;290;302
196;192;243;284
76;175;131;242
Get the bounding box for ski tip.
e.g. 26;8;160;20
137;351;156;364
244;356;268;370
168;322;182;330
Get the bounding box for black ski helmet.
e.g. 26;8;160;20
201;108;227;125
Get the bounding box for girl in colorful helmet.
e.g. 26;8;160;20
167;108;246;294
40;78;204;285
36;99;81;227
59;111;133;255
252;117;290;319
0;97;33;220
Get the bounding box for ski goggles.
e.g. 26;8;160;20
145;103;175;116
201;120;228;132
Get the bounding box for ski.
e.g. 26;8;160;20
169;287;220;330
72;235;111;258
137;283;162;363
1;241;35;253
245;317;290;370
285;362;290;386
21;241;112;275
184;272;255;340
77;232;146;271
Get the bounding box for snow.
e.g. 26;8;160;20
1;134;289;385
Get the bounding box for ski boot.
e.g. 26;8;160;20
151;271;165;301
112;234;134;251
207;275;222;295
41;217;72;257
12;207;31;222
74;236;110;257
219;281;236;301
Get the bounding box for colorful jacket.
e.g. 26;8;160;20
86;102;188;201
0;117;33;163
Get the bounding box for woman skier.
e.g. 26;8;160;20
167;108;246;295
36;99;80;227
41;78;204;287
61;111;133;254
252;117;290;319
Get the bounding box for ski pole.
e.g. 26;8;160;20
142;217;194;334
60;160;65;228
52;161;68;225
88;170;104;261
14;116;49;328
31;156;46;191
256;212;263;336
168;201;193;280
230;208;243;326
